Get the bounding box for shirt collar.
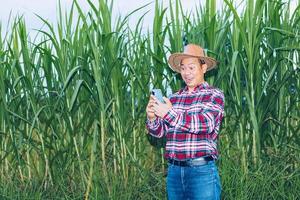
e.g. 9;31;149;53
180;81;209;94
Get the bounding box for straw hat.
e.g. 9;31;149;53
168;44;218;73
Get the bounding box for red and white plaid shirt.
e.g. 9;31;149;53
146;81;225;160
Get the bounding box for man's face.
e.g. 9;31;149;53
180;57;207;89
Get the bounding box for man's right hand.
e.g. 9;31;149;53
146;95;157;121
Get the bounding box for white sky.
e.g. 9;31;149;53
0;0;298;37
0;0;224;37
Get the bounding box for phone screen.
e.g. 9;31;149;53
152;89;165;103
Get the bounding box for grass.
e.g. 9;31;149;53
0;0;299;199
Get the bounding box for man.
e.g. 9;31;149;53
146;44;224;200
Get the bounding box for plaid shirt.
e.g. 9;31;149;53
146;82;225;160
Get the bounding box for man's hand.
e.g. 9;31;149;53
152;96;172;118
146;95;157;121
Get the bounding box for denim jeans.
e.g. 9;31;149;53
167;160;221;200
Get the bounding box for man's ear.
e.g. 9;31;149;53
201;64;208;74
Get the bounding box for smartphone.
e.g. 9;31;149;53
151;89;165;103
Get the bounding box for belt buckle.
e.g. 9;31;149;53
193;157;205;162
190;157;209;166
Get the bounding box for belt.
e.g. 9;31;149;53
168;156;214;167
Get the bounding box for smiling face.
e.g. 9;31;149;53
180;57;208;92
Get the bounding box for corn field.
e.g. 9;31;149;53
0;0;299;199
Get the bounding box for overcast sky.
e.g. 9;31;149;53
0;0;297;37
0;0;203;34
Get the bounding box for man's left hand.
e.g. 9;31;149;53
152;96;172;118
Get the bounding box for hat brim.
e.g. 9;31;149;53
168;53;218;73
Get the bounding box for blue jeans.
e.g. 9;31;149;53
167;161;221;200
